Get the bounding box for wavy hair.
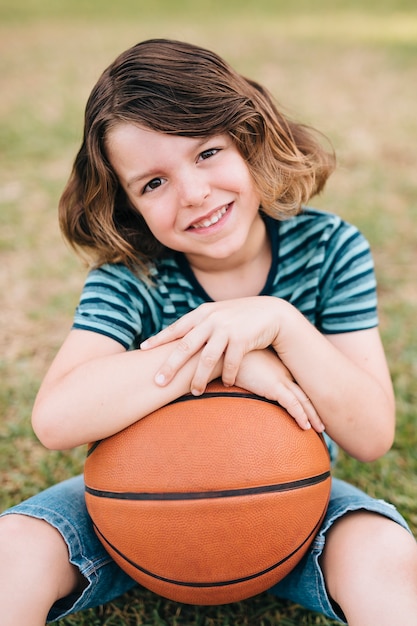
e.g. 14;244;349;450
59;38;335;274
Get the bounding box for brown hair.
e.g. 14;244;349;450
59;38;335;274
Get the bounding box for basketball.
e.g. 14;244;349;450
84;379;331;605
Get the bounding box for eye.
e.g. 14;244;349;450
143;177;165;194
199;147;220;161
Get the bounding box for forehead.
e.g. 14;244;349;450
107;123;207;147
106;123;215;161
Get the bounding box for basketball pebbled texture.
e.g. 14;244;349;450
84;379;331;605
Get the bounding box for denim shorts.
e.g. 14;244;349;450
1;474;410;623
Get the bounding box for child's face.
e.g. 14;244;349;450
106;123;264;271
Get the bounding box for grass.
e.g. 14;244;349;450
1;0;416;623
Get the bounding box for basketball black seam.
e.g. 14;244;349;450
169;391;280;408
91;499;329;588
84;470;331;501
86;440;102;457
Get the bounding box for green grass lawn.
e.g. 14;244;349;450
1;1;416;624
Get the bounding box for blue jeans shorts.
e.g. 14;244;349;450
1;474;410;623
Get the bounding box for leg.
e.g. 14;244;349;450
0;514;85;626
0;475;137;624
269;478;416;623
322;511;417;625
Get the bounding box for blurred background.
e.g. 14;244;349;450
1;1;416;624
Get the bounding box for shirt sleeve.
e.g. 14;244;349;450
317;223;379;334
72;264;159;349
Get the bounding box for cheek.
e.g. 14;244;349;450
129;194;167;228
224;160;258;196
134;203;178;244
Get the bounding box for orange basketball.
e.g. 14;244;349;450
84;379;331;605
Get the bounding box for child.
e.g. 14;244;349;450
1;38;417;625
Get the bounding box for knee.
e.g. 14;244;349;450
0;514;56;567
359;513;417;573
0;513;33;553
0;513;84;600
380;519;417;578
322;511;417;602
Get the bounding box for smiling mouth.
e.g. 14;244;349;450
189;205;229;229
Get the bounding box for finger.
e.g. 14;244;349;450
299;399;325;433
289;383;325;433
154;332;204;386
220;343;246;387
190;355;221;396
189;335;229;395
274;383;314;431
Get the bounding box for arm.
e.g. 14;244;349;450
273;303;395;461
32;329;223;450
141;297;395;462
32;326;311;451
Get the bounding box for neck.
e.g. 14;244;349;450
187;218;271;300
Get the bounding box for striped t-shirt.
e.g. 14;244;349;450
73;207;378;350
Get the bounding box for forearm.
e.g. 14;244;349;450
32;341;221;450
273;302;395;461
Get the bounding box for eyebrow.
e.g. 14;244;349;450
127;170;161;189
126;136;215;189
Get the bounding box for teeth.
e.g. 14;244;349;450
191;206;227;229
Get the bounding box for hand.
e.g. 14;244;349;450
234;350;325;433
141;297;284;394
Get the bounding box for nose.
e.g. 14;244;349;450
176;167;210;208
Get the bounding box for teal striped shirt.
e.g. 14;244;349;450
73;207;378;350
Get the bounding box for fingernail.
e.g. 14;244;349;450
191;388;202;396
155;373;165;386
140;340;149;349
